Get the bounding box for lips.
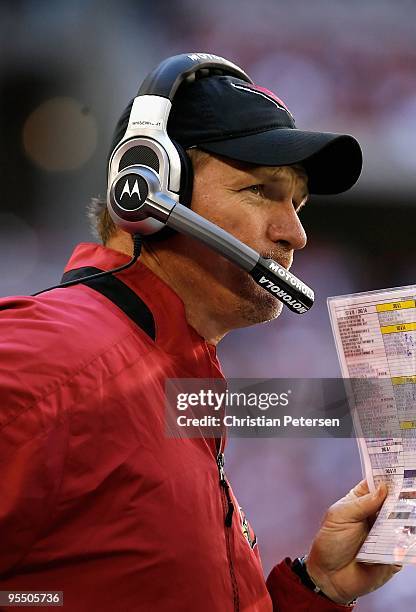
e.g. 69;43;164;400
261;252;292;270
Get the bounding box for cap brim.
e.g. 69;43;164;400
198;129;362;195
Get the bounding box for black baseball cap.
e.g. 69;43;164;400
111;75;362;195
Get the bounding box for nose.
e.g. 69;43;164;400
266;201;307;251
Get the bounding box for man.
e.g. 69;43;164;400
0;66;400;611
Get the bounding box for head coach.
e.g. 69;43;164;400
0;53;401;611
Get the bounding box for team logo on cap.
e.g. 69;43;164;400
230;82;294;120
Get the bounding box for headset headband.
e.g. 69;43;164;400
137;53;252;100
108;53;252;206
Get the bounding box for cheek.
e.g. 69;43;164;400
190;179;224;217
218;206;268;246
191;187;266;242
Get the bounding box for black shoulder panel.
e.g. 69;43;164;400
61;267;156;341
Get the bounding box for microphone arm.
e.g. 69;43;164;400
149;191;314;314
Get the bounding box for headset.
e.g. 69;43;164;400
35;52;314;314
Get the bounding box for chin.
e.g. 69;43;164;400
234;277;284;326
246;294;283;325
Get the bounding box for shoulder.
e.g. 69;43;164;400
0;285;154;422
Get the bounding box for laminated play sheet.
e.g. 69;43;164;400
328;285;416;564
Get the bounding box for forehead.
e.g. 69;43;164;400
210;155;308;186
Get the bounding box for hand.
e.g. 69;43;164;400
306;480;402;605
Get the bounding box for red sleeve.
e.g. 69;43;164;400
0;422;68;574
0;298;69;573
266;559;355;611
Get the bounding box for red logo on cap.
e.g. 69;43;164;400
231;82;294;119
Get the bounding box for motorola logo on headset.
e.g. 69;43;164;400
114;174;149;210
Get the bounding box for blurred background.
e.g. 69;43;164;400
0;0;415;608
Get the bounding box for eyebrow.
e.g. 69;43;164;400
241;162;301;177
253;166;309;194
256;166;308;179
228;162;309;197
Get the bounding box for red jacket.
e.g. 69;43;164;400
0;243;351;611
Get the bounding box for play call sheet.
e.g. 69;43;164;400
328;285;416;565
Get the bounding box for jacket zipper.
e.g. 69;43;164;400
217;451;239;611
217;452;234;526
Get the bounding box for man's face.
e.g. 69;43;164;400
162;153;309;327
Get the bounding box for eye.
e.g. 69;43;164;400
244;184;264;196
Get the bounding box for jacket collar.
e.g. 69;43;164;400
64;243;223;378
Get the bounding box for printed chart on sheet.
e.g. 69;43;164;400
328;284;416;564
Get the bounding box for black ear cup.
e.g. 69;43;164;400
118;145;160;173
139;140;194;243
172;140;194;208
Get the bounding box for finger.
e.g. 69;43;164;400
352;479;370;497
347;479;369;498
367;562;403;578
357;560;403;591
337;486;387;522
344;479;369;502
367;509;380;530
347;480;387;501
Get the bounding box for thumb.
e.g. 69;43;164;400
338;485;387;522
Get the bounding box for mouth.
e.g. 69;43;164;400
261;252;292;271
